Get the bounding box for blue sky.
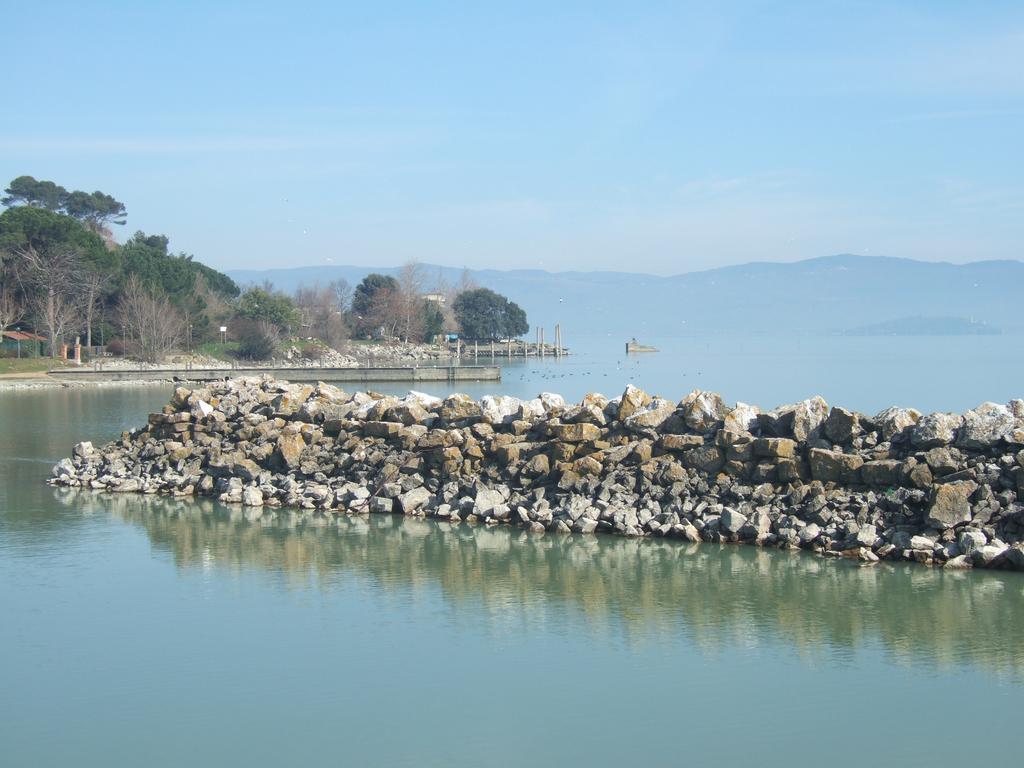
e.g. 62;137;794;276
1;0;1021;274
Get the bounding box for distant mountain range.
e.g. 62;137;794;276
228;254;1024;336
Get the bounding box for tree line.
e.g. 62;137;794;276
0;174;530;364
0;176;240;361
233;263;530;360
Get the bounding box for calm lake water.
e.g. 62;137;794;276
2;339;1024;766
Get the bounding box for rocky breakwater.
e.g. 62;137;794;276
50;377;1024;570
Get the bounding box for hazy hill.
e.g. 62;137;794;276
843;316;1001;336
228;254;1024;336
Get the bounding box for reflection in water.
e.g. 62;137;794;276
54;488;1024;680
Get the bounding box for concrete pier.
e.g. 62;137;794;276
47;365;501;385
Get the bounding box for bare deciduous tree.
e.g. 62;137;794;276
329;278;352;315
118;274;185;363
396;261;426;342
19;246;83;358
80;269;111;349
294;283;349;348
364;286;403;340
0;281;24;337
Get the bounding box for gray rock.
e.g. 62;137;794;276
910;413;961;448
791;397;829;441
369;496;393;514
616;384;652;421
723;402;760;434
861;460;902;486
473;487;506;515
971;544;1008;568
958;402;1015;449
1005;546;1024;571
925;480;977;529
274;432;306;469
624;398;676;432
752;438;797;458
242;486;264;507
874;406;921;441
72;441;96;459
681;445;725;474
719;507;748;535
823;407;859;444
943;555;971;569
808;448;863;482
856;524;879;548
798;523;821;544
398;486;432;514
957;529;986;555
908;534;935;550
480;395;525;425
681;390;726;432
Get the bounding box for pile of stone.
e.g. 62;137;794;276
350;341;451;364
279;346;360;368
51;377;1024;570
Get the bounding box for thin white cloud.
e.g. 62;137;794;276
0;136;304;154
882;108;1024;124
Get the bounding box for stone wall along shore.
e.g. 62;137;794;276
50;376;1024;570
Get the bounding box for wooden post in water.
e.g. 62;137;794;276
540;327;545;360
555;324;561;359
507;338;511;358
474;339;478;360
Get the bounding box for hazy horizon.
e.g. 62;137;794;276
2;1;1022;274
226;251;1024;280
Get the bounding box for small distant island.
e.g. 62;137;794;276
841;316;1001;337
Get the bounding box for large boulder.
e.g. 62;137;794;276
480;395;524;425
860;460;902;486
791;397;829;441
398;486;432;514
873;406;921;441
549;423;602;443
616;385;652;421
563;401;607;426
473;487;506;515
910;413;962;448
768;397;829;441
241;486;264;507
274;432;306;469
823;407;859;444
752;437;797;458
538;392;567;412
723;402;760;434
404;390;442;408
681;390;727;432
808;448;864;482
680;445;725;474
720;507;748;535
386;401;430;426
515;398;547;422
624;398;676;432
957;402;1015;450
925;480;977;529
271;384;315;416
439;393;481;422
